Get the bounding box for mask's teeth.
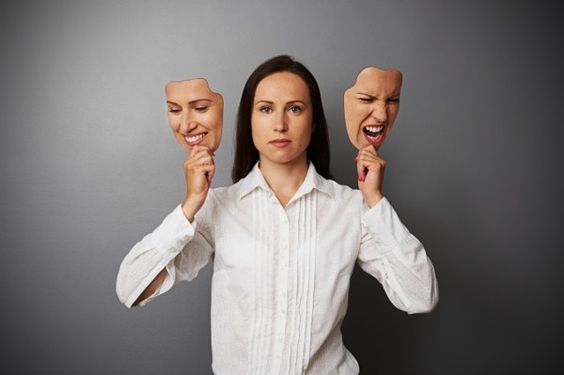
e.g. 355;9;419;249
363;125;384;136
185;133;207;143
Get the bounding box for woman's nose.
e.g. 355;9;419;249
273;112;288;132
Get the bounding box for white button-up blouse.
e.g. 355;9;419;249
116;162;438;375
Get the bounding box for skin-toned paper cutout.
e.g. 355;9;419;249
344;67;403;150
165;78;224;152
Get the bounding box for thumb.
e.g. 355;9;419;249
186;146;197;161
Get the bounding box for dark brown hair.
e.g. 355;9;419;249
231;55;333;182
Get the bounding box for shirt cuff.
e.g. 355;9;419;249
361;197;411;252
151;204;197;252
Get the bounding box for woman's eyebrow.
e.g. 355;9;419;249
255;99;307;104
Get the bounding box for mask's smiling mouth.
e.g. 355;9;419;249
185;132;208;146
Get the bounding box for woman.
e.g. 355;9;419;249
116;55;438;374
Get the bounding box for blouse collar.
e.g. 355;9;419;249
237;161;334;201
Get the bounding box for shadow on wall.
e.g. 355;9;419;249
342;163;556;374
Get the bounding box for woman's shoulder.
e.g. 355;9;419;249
318;175;363;204
208;180;245;204
194;184;240;223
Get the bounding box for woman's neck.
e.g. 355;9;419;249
258;156;309;207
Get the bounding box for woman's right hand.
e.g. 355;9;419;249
181;145;215;222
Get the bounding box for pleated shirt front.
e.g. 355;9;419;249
116;162;439;374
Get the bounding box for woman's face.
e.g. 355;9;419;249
165;78;223;152
251;71;313;166
344;67;402;150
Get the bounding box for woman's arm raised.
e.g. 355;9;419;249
355;145;438;313
116;146;216;308
357;197;439;314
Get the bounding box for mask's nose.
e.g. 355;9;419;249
179;112;198;133
370;102;387;124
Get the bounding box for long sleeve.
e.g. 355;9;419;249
116;199;215;308
357;197;439;314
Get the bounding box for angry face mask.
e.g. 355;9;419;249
344;67;402;150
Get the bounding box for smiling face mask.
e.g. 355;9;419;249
165;78;224;152
344;67;403;150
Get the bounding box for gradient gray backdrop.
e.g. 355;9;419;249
1;1;562;374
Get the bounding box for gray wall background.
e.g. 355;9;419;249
1;1;561;374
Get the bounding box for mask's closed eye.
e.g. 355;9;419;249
357;95;373;103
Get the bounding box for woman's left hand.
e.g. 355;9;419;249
356;145;386;207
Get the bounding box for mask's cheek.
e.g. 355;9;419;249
166;115;177;131
354;110;374;148
205;131;220;152
208;114;224;152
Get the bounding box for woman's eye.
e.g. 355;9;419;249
195;106;209;113
288;105;302;113
388;98;400;104
259;106;273;113
168;108;181;113
358;97;372;103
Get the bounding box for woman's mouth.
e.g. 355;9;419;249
269;139;291;148
184;132;208;146
362;125;385;146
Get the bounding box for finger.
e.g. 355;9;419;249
186;153;214;170
358;153;379;163
193;164;215;177
356;155;366;182
196;154;213;165
358;148;378;180
364;144;380;156
191;144;211;153
358;156;385;171
188;145;211;160
359;158;386;173
188;145;205;158
358;149;385;164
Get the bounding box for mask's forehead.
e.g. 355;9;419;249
354;67;402;96
165;78;221;103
